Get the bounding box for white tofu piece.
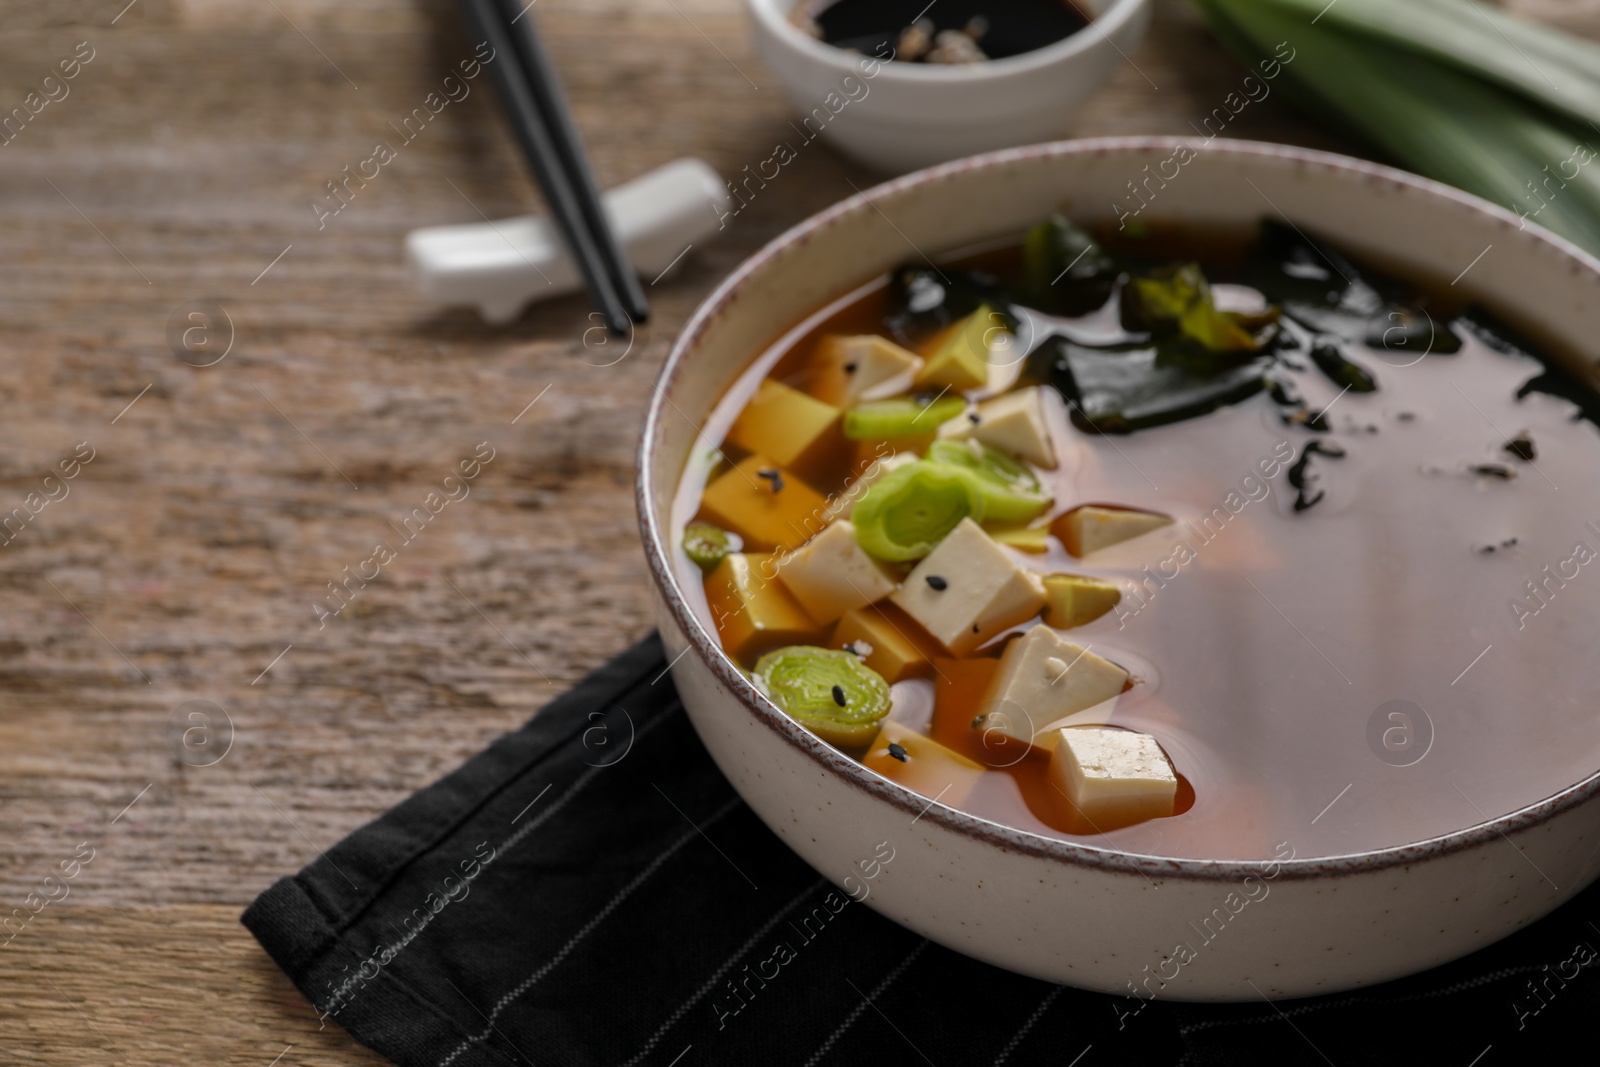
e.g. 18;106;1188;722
977;625;1128;745
1047;726;1178;829
775;520;898;625
890;518;1045;655
937;386;1056;469
811;335;924;406
823;452;918;523
1056;506;1173;557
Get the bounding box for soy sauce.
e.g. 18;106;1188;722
807;0;1091;62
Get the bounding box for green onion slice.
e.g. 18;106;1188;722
683;522;740;573
852;461;984;561
753;645;891;748
924;440;1051;523
843;396;967;441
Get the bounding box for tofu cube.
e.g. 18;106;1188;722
808;334;923;406
824;452;918;523
1041;573;1122;628
977;625;1128;745
1053;505;1173;557
705;553;818;663
988;524;1051;554
937;386;1057;469
1047;726;1178;831
774;521;898;626
699;455;830;553
725;378;846;483
830;603;943;684
914;308;1002;391
891;518;1045;655
862;719;985;809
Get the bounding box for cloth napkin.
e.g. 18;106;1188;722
244;634;1594;1066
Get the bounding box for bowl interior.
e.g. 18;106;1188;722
747;0;1146;81
640;137;1600;873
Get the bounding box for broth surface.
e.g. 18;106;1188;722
672;241;1600;862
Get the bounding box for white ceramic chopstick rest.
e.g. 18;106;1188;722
406;157;730;324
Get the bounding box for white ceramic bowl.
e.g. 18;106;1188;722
745;0;1151;173
637;138;1600;1000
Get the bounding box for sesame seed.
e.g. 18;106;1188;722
843;362;858;373
831;684;847;707
887;742;908;763
757;468;785;492
967;412;981;425
925;575;948;591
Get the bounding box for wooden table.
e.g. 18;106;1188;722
0;0;1584;1062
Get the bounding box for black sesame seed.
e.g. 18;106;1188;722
843;362;858;373
1503;537;1519;547
925;575;948;591
1505;435;1537;462
971;624;980;633
757;468;785;493
967;412;981;425
831;684;847;707
842;642;858;656
1472;463;1514;480
970;715;986;730
887;742;908;763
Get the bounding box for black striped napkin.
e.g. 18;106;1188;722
244;634;1595;1066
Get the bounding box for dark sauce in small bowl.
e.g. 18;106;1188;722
795;0;1092;63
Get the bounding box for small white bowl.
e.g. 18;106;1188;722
745;0;1151;173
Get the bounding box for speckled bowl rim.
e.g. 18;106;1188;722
637;135;1600;883
746;0;1149;83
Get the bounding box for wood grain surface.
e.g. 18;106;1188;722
0;0;1582;1062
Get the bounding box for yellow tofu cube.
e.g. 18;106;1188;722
937;386;1057;469
774;521;899;626
862;719;985;808
705;553;818;663
988;523;1051;554
1047;726;1178;832
1053;505;1173;557
891;518;1045;655
1041;573;1122;628
830;603;942;684
978;625;1128;745
808;334;923;407
699;455;830;553
914;308;1004;391
725;379;846;484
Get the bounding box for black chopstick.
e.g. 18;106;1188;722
458;0;636;335
497;0;649;326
